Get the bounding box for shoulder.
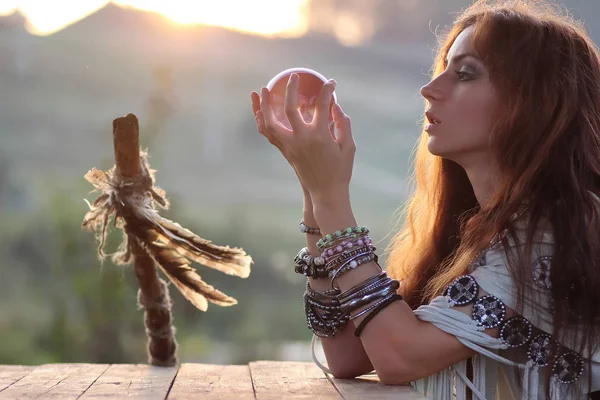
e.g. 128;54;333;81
470;219;555;329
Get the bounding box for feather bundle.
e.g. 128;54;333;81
82;151;252;311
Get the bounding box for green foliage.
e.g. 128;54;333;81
0;183;313;365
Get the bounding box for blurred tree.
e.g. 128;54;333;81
142;66;177;151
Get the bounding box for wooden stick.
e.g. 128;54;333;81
113;113;141;179
131;237;178;367
112;114;177;366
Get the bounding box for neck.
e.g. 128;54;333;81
462;163;499;209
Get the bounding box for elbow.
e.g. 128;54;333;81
378;372;411;386
329;369;362;380
374;360;415;386
328;364;374;380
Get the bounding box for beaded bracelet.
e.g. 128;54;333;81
330;252;379;288
294;247;327;278
324;245;376;270
305;280;340;299
317;226;370;251
299;220;321;235
305;305;347;337
321;236;372;259
304;284;347;337
302;271;402;338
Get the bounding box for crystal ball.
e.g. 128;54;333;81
266;67;337;130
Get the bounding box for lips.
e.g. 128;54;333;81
425;111;441;124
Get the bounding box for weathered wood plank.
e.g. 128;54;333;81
80;364;177;399
0;366;35;393
327;373;426;400
249;361;340;400
0;364;109;399
167;363;254;400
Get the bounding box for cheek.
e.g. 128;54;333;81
455;91;497;142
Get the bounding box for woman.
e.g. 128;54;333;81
250;0;600;398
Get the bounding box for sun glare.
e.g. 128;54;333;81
116;0;309;37
1;0;309;37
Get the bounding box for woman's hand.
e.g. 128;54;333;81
250;74;356;207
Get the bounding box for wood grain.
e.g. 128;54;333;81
168;363;255;400
327;373;426;400
249;361;340;400
0;364;108;399
80;364;177;399
0;366;34;393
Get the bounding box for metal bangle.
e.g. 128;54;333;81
339;277;393;304
339;279;398;310
340;283;398;314
350;292;397;321
338;271;387;299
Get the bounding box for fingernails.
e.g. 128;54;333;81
289;73;299;84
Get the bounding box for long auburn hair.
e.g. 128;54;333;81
386;0;600;393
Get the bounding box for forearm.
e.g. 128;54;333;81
311;195;429;383
302;193;374;378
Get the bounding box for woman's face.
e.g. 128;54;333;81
420;25;498;168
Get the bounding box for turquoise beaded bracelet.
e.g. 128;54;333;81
317;226;370;252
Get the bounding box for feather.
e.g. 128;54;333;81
128;222;238;310
82;150;252;311
134;205;252;278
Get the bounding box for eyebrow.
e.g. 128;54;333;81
444;52;481;65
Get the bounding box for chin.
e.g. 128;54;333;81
426;137;447;157
426;140;464;164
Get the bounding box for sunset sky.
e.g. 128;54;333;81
0;0;309;37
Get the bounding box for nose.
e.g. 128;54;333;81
420;77;444;102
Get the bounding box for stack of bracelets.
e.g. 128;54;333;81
297;221;403;337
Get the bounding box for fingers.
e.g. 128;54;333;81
251;91;263;134
255;110;266;135
259;87;282;134
256;109;286;153
314;79;336;129
332;103;355;153
257;89;289;152
284;73;305;130
251;91;261;116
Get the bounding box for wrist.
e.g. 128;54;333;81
313;199;356;236
311;186;351;210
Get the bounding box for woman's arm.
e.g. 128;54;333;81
312;192;504;385
302;191;374;378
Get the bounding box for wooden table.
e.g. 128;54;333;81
0;362;425;399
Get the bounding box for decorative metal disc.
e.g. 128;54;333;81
499;316;533;347
532;256;552;290
472;295;506;328
551;351;584;384
527;333;555;367
444;275;479;306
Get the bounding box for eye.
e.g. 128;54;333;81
455;68;475;81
